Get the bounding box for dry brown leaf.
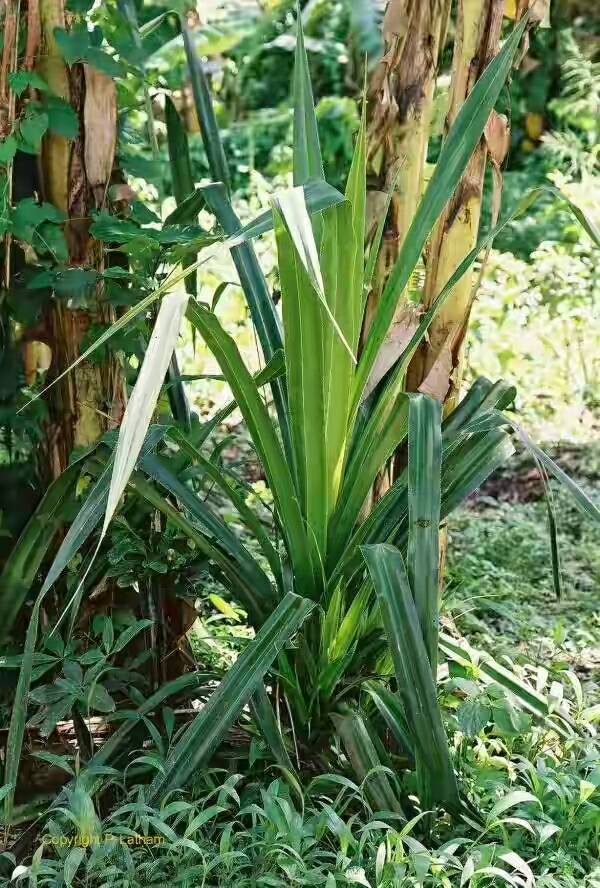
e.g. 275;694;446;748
485;110;510;167
363;304;420;399
109;183;137;203
418;338;453;402
83;64;117;194
383;0;410;43
505;0;550;25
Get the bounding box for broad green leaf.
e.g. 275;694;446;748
344;88;367;349
363;543;460;811
273;187;324;296
148;592;313;801
407;394;442;672
274;198;327;555
321;201;359;514
440;634;574;738
489;790;542;820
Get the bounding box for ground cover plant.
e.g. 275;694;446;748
0;1;599;886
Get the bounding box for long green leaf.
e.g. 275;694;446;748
407;395;442;673
36;427;167;607
344;94;366;352
331;708;404;815
328;397;410;566
167;429;282;588
181;16;230;192
148;592;313;802
292;12;324;187
186;300;318;598
140;452;276;610
3;592;43;828
229;179;344;246
201;182;285;364
505;414;600;525
364;680;413;757
250;683;293;770
186;349;286;454
273;188;355;360
200;181;294;476
363;543;460;811
331;384;516;585
274;199;328;554
440;428;514;517
338;191;540;541
165;95;198;305
130;472;271;625
165;96;194;209
0;463;79;642
89;673;210;769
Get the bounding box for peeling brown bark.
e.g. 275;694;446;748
365;0;449;327
363;0;449;500
406;0;505;407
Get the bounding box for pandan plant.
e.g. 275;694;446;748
3;9;599;837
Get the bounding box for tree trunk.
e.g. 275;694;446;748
406;0;506;408
366;1;449;294
36;0;126;478
364;0;449;499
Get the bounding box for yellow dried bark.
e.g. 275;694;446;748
364;0;449;499
407;0;505;409
365;0;449;330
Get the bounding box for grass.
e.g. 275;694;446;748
445;443;600;703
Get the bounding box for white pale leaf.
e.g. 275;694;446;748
102;289;189;537
272;186;356;363
272;186;324;295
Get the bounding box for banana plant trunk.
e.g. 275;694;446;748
366;0;507;592
38;0;125;478
365;0;449;498
406;0;505;407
